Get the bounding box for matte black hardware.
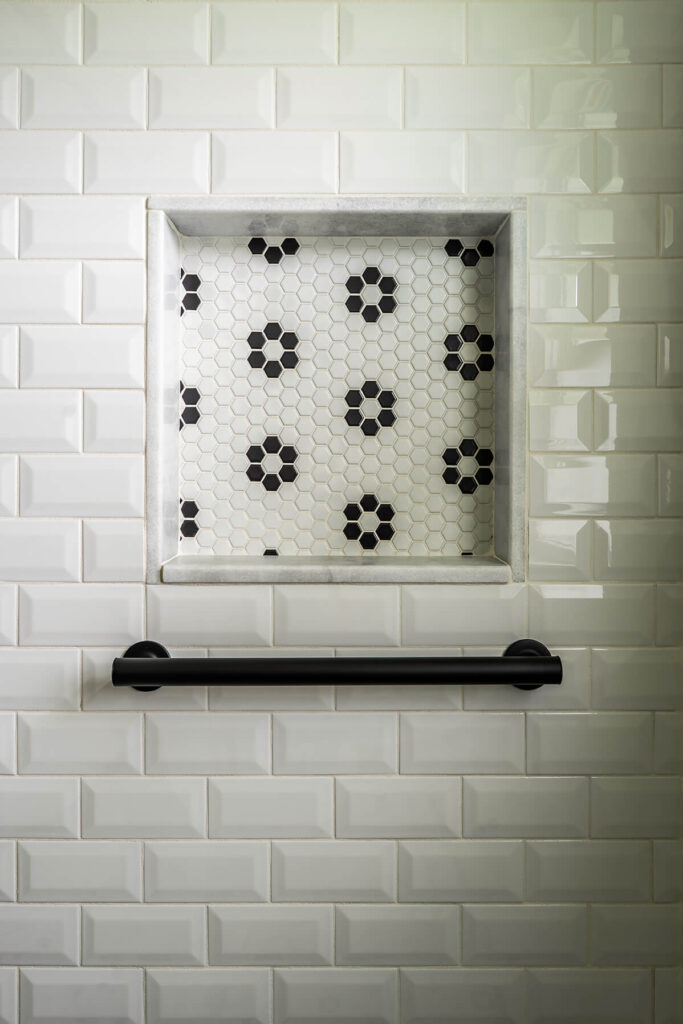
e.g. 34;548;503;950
112;639;562;693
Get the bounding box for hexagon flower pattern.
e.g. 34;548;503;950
178;235;495;557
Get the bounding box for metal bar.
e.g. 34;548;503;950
112;639;563;692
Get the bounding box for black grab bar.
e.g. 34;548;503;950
112;639;562;693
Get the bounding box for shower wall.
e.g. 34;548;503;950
0;2;680;1022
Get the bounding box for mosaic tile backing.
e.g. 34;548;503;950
177;235;496;558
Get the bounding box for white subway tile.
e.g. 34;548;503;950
0;778;78;838
278;68;401;131
464;777;589;839
0;199;16;258
149;68;273;130
84;2;208;64
658;325;683;386
20;967;143;1024
530;260;591;323
597;1;683;63
213;2;336;65
463;905;586;966
654;713;681;775
595;260;683;322
0;262;79;324
212;131;336;194
337;905;458;967
657;584;683;646
0;842;14;900
656;968;683;1024
146;712;269;775
21;326;144;388
0;68;16;128
209;777;333;839
82;778;206;839
145;842;267;903
529;324;657;388
401;968;526;1024
401;713;524;775
341;132;465;195
534;66;660;129
530;390;592;451
468;2;593;64
18;841;141;903
82;262;145;324
340;1;464;64
529;584;654;646
0;3;81;64
274;968;397;1024
83;905;205;967
85;131;209;194
18;713;141;775
0;648;79;711
83;392;144;454
591;777;680;838
594;388;682;451
0;326;17;385
0;391;80;454
274;585;398;646
529;520;591;582
337;777;460;838
148;585;271;646
83;521;144;583
0;717;13;775
209;906;332;966
663;65;683;128
527;968;650;1024
398;840;524;903
591;905;679;966
654;841;681;903
274;712;396;775
592;648;681;711
526;840;651;903
530;454;656;516
527;712;652;775
402;584;526;646
208;650;334;710
272;841;395;902
661;196;683;258
21;455;144;517
20;584;143;646
0;906;78;965
529;196;658;259
146;968;269;1024
405;67;529;130
22;68;145;129
0;520;79;582
464;648;590;712
0;457;15;516
469;131;593;194
594;519;683;580
20;197;145;259
597;131;683;193
0;585;15;645
0;132;80;194
83;647;206;712
1;970;18;1023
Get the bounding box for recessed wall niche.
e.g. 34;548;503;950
147;198;527;584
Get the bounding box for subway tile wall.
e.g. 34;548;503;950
0;1;680;1022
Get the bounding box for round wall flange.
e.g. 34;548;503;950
503;638;551;690
122;640;170;691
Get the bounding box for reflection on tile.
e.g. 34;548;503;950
597;131;683;193
594;260;683;323
529;197;657;259
468;2;593;65
529;390;592;451
533;66;660;129
661;196;683;258
594;520;683;581
594;389;683;451
529;520;591;581
529;584;655;646
659;454;683;516
597;1;683;64
405;67;530;129
530;454;656;517
658;325;683;386
529;325;656;388
469;131;593;194
530;261;591;323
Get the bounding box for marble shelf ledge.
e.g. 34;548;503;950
161;555;511;584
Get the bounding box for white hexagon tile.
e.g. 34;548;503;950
177;235;495;558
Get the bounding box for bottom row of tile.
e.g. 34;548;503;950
0;966;680;1024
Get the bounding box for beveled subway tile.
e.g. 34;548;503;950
146;968;269;1024
84;1;209;64
146;713;269;775
663;65;683;128
594;519;683;581
401;969;526;1024
529;584;654;646
18;712;142;774
405;67;530;130
462;905;587;966
527;712;652;775
213;1;336;65
148;585;271;647
83;520;144;583
272;840;395;902
336;777;461;838
0;391;80;453
529;390;592;451
209;905;332;966
597;131;683;193
21;326;144;388
85;131;209;194
526;840;651;903
0;2;81;63
0;261;79;323
463;648;590;712
0;585;15;645
594;261;683;323
0;69;17;129
278;68;401;131
398;840;523;903
82;778;206;839
0;199;16;259
82;262;145;325
19;583;143;645
340;1;465;64
533;66;660;130
212;131;336;195
530;261;591;324
658;325;683;386
20;968;143;1024
0;648;79;710
0;905;79;965
0;131;81;193
149;68;273;130
469;131;593;194
597;1;683;64
657;584;683;646
274;969;397;1024
659;454;683;516
0;520;80;582
594;389;683;451
0;778;78;838
273;713;397;774
591;777;680;838
400;713;524;775
592;648;681;711
529;520;592;582
20;197;145;259
654;840;682;902
464;777;589;839
18;841;141;902
82;905;206;967
0;716;14;774
591;905;679;966
210;777;333;838
0;326;17;384
22;67;145;129
530;454;656;517
661;196;683;258
654;713;681;776
336;905;459;966
144;842;268;902
529;196;657;259
274;585;399;647
656;968;683;1024
527;968;650;1024
341;131;465;195
468;1;593;64
529;325;656;388
0;456;16;516
402;585;526;646
83;647;207;712
0;841;14;900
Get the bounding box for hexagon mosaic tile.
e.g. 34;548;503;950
177;235;495;558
